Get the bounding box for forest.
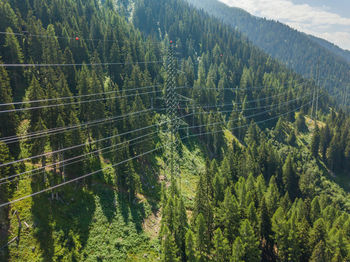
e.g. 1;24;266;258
186;0;350;102
0;0;349;261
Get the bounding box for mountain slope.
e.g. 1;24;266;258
1;0;350;261
186;0;350;100
307;34;350;63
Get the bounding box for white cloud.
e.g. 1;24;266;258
218;0;350;50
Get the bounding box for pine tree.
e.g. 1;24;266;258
195;213;208;261
265;176;280;215
193;172;213;243
326;136;341;171
310;240;327;262
64;111;85;181
212;228;230;261
185;229;196;262
3;27;25;98
162;226;180;262
282;154;298;200
259;197;273;258
231;237;244;262
319;124;331;160
309;218;326;251
311;125;320;158
247;202;258;234
274;117;285;142
238;219;261;262
310;197;321;223
0;65;18;156
174;197;188;260
217;188;240;243
27;76;46;129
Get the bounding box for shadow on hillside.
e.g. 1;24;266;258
117;191;146;233
0;206;9;261
92;184;116;224
32;185;96;260
31;194;54;261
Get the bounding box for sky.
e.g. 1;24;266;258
218;0;350;51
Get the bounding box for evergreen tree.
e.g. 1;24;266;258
310;240;327;262
311;125;320;158
174;197;188;260
265;176;280;215
259;197;273;258
3;27;25;98
282;154;299;200
162;226;180;262
238;219;261;262
319;124;331;160
185;229;196;262
212;228;230;261
195;213;208;261
217;188;240;243
0;65;18;156
231;237;244;262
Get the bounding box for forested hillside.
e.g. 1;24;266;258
186;0;350;102
0;0;349;261
307;35;350;64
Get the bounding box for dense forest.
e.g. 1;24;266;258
186;0;350;103
0;0;349;261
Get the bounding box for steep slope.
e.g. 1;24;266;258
308;34;350;64
1;0;350;261
186;0;350;101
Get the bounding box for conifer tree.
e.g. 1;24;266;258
185;229;196;262
282;154;299;200
64;111;85;181
259;197;273;257
195;213;208;261
162;226;180;262
310;240;327;262
311;125;320;158
265;176;280;215
319;124;331;160
174;197;188;260
231;237;244;262
212;228;230;261
217;188;240;243
3;27;25;98
310;197;321;223
238;219;261;262
0;65;18;156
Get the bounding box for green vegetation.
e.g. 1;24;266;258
0;0;349;261
186;0;350;101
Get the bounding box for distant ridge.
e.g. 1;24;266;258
186;0;350;99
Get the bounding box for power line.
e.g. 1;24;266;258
186;100;313;138
0;138;176;208
0;108;155;144
0;84;161;107
0;30;163;45
188;93;310;116
0;131;158;185
0;89;162;114
158;89;295;111
0;113;192;168
181;95;313;131
174;82;306;91
0;60;163;68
